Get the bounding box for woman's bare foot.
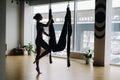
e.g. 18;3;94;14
33;60;38;64
36;67;42;74
38;72;42;74
33;60;36;64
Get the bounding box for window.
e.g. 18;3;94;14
50;2;74;57
33;2;74;57
83;31;94;50
110;0;120;65
75;0;95;51
32;0;95;57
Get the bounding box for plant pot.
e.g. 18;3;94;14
28;51;31;55
86;58;90;64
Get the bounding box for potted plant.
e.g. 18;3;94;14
84;49;93;64
24;43;35;55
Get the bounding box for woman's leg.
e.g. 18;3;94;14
34;40;51;63
35;45;41;74
40;40;51;58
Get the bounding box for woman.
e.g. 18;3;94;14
33;13;52;74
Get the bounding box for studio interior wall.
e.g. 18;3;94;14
6;0;20;55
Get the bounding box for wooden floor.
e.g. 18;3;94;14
6;55;120;80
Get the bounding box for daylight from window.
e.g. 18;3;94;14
110;0;120;65
32;0;120;65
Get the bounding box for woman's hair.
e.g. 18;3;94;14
33;13;42;20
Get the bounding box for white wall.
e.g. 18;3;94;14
0;0;6;79
6;0;20;55
6;0;34;54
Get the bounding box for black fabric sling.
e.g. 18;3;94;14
49;7;72;67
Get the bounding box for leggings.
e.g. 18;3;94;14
35;39;51;68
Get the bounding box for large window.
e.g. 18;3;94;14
33;2;74;57
110;0;120;65
26;0;120;65
75;0;95;51
33;0;95;57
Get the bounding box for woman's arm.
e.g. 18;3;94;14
41;17;53;27
46;18;53;26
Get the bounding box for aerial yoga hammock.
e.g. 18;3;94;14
34;3;72;67
48;5;72;67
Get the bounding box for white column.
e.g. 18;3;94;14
24;3;33;45
19;2;33;46
94;0;112;66
94;0;106;66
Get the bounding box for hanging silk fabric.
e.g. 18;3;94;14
49;6;72;67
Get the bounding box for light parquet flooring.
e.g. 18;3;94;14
6;55;120;80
